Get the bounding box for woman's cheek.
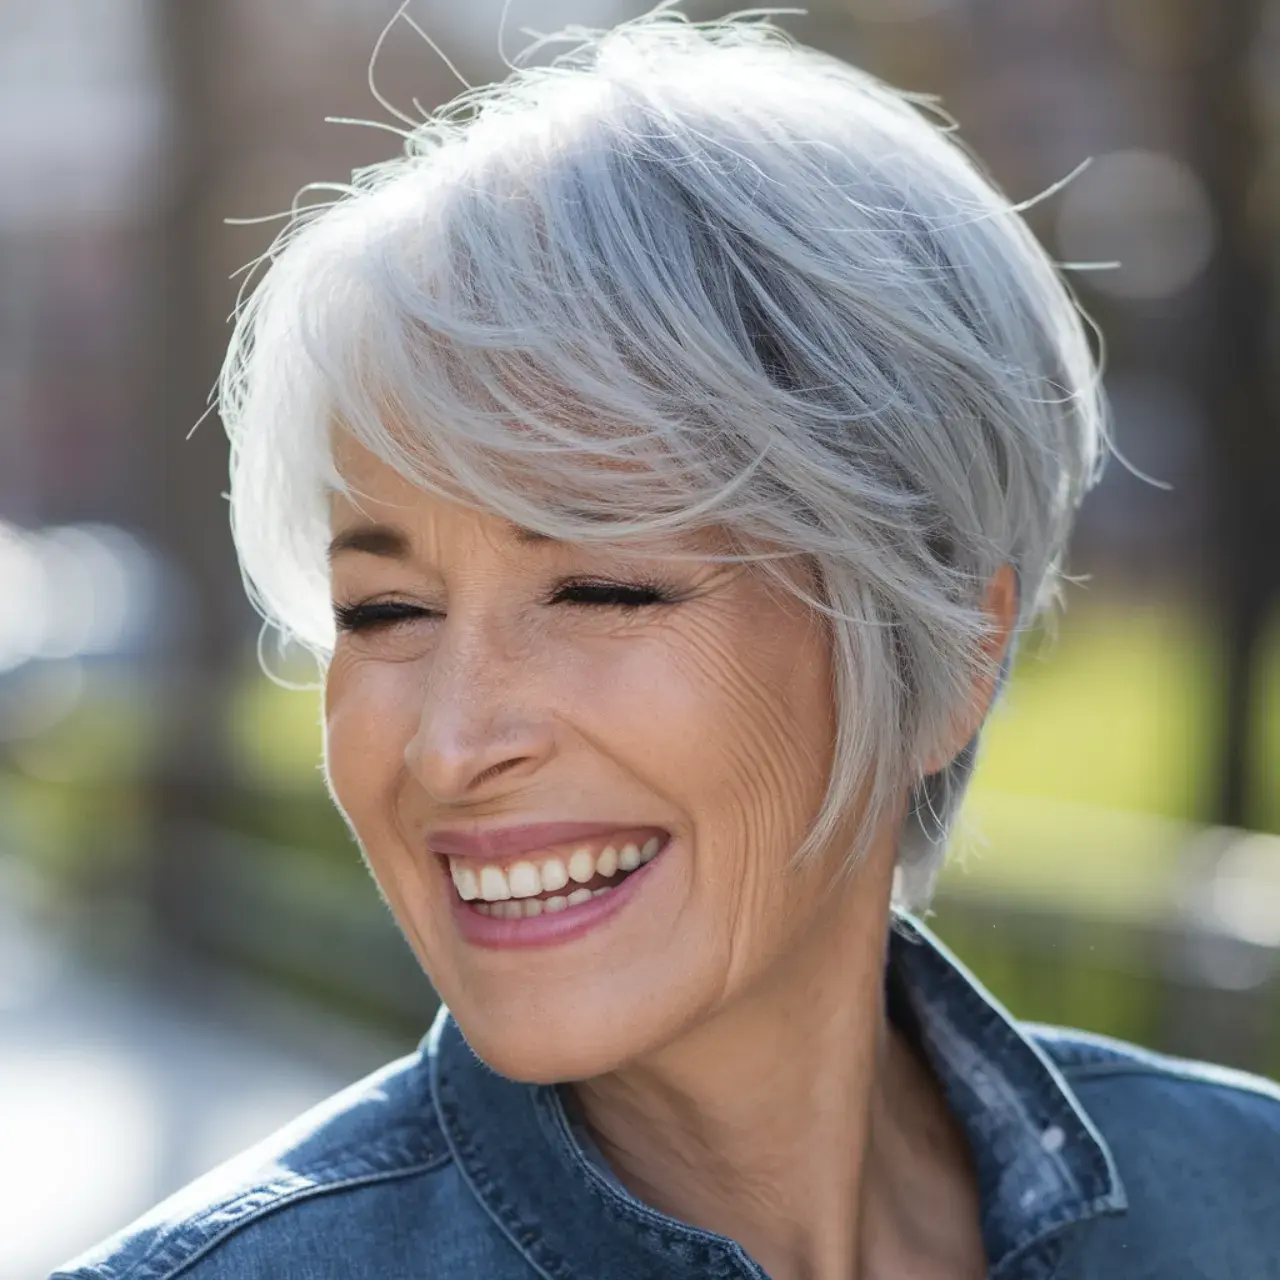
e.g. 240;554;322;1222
323;656;418;824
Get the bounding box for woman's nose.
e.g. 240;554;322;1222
402;634;555;803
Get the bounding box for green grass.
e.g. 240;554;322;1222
226;663;328;794
969;600;1222;822
941;790;1194;920
932;598;1280;912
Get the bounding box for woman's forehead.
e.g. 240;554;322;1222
328;433;741;561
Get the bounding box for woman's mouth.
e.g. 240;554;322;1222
448;833;663;917
441;830;670;947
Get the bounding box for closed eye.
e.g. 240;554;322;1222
333;600;434;633
551;579;674;609
333;578;677;634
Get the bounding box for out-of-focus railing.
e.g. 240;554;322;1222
934;801;1280;1079
934;887;1280;1078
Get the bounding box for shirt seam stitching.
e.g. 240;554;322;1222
1060;1060;1280;1103
69;1149;450;1280
988;1191;1125;1280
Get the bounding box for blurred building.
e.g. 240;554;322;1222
0;0;164;527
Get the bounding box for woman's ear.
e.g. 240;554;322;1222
919;562;1019;776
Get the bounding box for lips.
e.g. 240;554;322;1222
426;821;669;862
429;820;675;950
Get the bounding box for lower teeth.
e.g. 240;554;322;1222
473;884;617;917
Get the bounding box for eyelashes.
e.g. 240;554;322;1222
551;579;674;609
333;577;679;635
332;599;430;634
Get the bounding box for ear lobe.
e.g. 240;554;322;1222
918;562;1019;777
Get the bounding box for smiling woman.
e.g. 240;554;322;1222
55;8;1280;1280
321;440;852;1094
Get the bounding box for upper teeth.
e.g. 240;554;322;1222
450;837;662;902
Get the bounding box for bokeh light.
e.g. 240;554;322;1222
1055;148;1216;300
0;521;162;673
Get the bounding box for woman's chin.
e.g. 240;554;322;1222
454;1009;647;1085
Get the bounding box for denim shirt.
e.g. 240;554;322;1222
53;913;1280;1279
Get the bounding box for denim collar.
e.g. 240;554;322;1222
428;911;1126;1280
886;913;1126;1275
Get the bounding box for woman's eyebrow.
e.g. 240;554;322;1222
327;519;556;563
508;523;556;547
327;522;411;562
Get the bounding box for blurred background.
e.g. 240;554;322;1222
2;0;1279;1274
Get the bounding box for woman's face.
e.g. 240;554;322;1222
324;440;873;1082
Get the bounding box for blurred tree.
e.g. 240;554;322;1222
139;0;250;956
1183;0;1280;830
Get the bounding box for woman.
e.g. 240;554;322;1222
57;12;1280;1280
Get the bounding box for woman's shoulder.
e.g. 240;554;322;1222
1028;1020;1280;1119
48;1044;479;1280
1026;1022;1280;1276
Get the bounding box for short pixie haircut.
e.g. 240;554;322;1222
220;11;1108;908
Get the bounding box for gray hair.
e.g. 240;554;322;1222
220;9;1109;909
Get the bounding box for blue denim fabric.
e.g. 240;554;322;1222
53;913;1280;1279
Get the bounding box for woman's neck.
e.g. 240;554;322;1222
570;876;986;1280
